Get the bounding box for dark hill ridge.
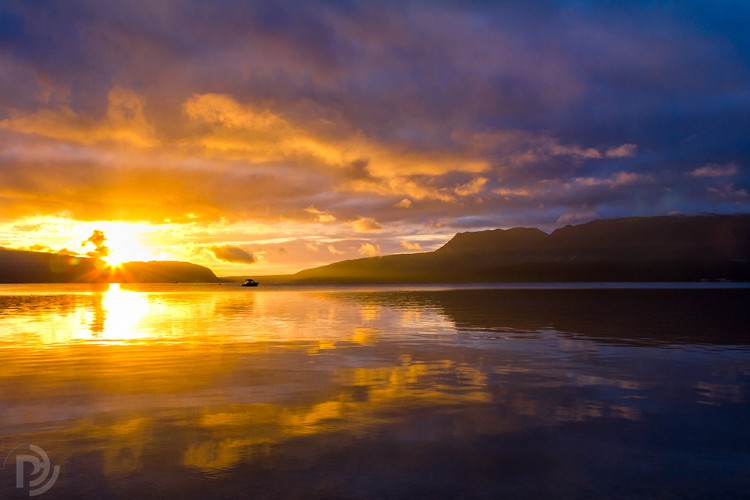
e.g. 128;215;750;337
291;214;750;282
438;215;750;262
0;249;219;283
114;261;219;283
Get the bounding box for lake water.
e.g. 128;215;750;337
1;283;749;498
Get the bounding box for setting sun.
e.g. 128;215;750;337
90;223;159;267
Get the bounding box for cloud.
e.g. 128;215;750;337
27;243;55;253
183;92;488;179
209;245;256;264
493;187;531;198
556;210;598;225
350;217;382;232
82;230;109;259
547;142;639;162
348;176;456;203
327;244;343;255
394;198;412;208
605;144;638;158
689;163;739;178
358;243;380;257
400;241;423;251
706;183;748;201
456;130;640;172
454;177;488;197
305;206;336;222
182;93;330;163
1;87;157;148
572;172;653;188
549;144;605;160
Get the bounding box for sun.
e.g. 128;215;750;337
97;223;158;267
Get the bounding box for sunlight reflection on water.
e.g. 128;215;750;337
0;284;749;498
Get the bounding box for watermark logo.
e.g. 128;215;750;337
2;443;60;496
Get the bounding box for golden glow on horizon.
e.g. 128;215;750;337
96;222;159;266
0;213;452;277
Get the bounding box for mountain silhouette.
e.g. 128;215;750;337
291;214;750;282
0;249;219;283
3;214;749;284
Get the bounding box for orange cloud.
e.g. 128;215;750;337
327;244;344;255
304;206;336;222
358;242;380;257
182;93;326;163
350;217;382;232
400;241;423;251
183;93;489;180
348;177;456;202
492;187;531;198
82;229;109;259
454;177;488;196
210;245;256;264
0;87;157;148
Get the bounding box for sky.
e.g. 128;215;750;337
1;0;749;275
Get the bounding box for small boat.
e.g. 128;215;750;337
241;279;259;287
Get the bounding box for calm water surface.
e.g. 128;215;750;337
1;283;749;498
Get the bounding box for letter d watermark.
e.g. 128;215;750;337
3;444;60;496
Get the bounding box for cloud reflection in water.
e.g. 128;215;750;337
0;285;748;498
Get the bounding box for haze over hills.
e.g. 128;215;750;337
288;214;750;283
0;249;219;283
